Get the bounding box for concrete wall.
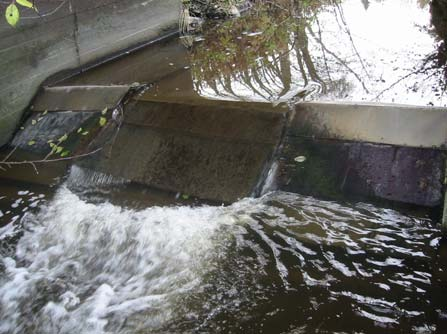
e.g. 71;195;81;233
0;0;180;147
275;102;447;208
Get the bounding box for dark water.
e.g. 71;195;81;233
0;184;446;333
1;0;447;333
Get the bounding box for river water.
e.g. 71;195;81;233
0;183;445;333
1;0;447;333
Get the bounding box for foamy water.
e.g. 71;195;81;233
0;187;270;333
0;188;444;333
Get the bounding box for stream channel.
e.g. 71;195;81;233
1;0;447;333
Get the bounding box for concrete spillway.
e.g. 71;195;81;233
7;84;446;230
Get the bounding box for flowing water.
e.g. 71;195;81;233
1;0;447;333
0;183;445;333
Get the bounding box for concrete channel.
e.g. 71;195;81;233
0;1;446;230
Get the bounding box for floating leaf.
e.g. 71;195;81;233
37;117;43;122
77;127;83;134
42;110;48;115
82;131;89;136
60;150;70;157
31;120;37;125
28;140;36;146
99;117;107;127
5;4;20;27
101;107;108;115
181;194;190;200
294;156;307;163
20;127;25;130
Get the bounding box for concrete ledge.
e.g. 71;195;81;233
32;85;131;112
292;102;447;148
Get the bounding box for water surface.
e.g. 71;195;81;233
1;0;447;333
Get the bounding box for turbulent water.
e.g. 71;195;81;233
0;187;444;334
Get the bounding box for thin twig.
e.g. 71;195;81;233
2;145;18;163
0;148;102;174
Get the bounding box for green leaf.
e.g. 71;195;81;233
17;0;34;9
28;140;36;146
99;117;107;127
58;134;68;143
82;131;89;136
77;127;83;134
49;142;56;148
60;150;70;157
101;107;108;115
56;146;63;154
181;194;190;200
42;110;48;115
5;4;20;27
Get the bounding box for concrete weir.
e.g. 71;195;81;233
4;81;447;228
276;101;447;230
278;102;447;206
13;83;446;214
79;99;287;203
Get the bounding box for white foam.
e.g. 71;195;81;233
0;186;261;334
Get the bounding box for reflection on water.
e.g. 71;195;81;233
165;0;446;105
0;187;446;333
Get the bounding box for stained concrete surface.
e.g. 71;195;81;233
77;100;287;203
0;0;180;147
277;137;445;207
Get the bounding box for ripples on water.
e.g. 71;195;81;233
0;187;444;333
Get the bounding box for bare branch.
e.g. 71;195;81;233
0;148;102;175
